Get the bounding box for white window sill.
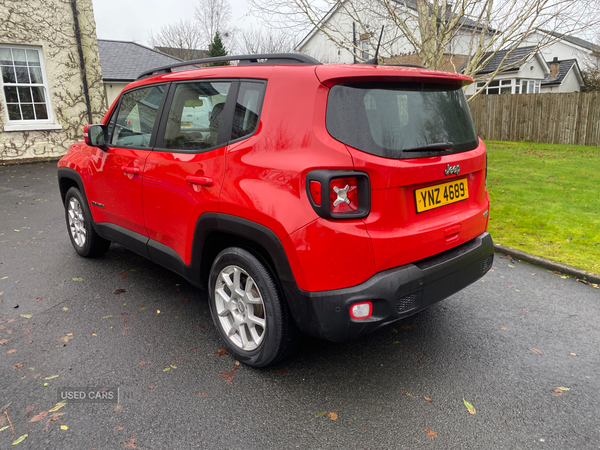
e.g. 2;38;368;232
3;123;63;132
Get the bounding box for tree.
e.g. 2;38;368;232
147;19;205;61
209;32;230;65
249;0;600;99
195;0;233;49
581;68;600;92
148;0;234;60
238;28;295;54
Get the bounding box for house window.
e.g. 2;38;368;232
360;40;369;60
520;79;540;94
1;46;55;127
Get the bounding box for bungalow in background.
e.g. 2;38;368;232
98;40;182;108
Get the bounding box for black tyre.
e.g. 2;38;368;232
64;187;110;257
208;247;298;367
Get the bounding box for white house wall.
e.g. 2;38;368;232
297;2;420;64
541;67;582;93
523;31;599;70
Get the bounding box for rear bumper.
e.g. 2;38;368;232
283;232;494;341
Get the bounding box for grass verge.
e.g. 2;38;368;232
486;140;600;276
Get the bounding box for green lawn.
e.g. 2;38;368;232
485;140;600;276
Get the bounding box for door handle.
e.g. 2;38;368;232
186;176;214;187
121;166;140;175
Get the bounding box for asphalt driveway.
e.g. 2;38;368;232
1;161;599;449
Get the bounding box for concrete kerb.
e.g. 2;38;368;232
494;243;600;285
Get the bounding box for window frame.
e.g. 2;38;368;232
153;78;266;154
0;44;61;131
105;83;170;150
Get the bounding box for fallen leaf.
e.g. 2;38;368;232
13;363;23;371
102;315;113;319
27;340;33;344
72;278;83;282
163;368;170;372
0;426;9;432
189;348;196;352
275;370;287;375
401;390;418;398
26;404;34;414
219;371;234;380
198;324;206;330
570;353;577;356
198;391;208;398
113;404;123;413
0;339;8;345
117;426;124;430
44;375;59;380
48;401;66;412
556;386;570;391
181;298;190;302
530;348;542;355
125;438;137;449
552;388;564;396
60;425;68;430
139;307;147;311
424;397;433;402
508;264;515;268
501;326;508;330
328;411;338;421
20;314;32;319
137;361;147;366
215;349;229;356
119;273;128;278
424;427;437;438
148;386;155;389
315;411;327;418
11;434;28;445
523;310;530;313
463;398;476;415
114;289;126;295
29;411;48;423
35;297;42;301
59;335;73;343
62;307;69;311
46;412;66;422
7;349;16;354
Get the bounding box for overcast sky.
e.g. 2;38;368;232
91;0;258;47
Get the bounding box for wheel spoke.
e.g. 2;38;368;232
232;267;241;290
247;314;265;328
239;324;249;348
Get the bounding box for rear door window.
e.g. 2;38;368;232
326;82;478;159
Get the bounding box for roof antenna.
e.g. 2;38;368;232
362;25;384;65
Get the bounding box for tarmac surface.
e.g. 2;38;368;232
1;161;599;449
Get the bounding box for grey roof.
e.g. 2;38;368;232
460;46;537;74
539;30;600;54
154;46;210;61
542;59;580;86
98;40;182;81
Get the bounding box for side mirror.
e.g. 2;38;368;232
83;124;108;148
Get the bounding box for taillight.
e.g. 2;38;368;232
330;177;358;213
306;170;370;219
83;124;90;145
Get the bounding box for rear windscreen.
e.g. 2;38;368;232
326;82;478;159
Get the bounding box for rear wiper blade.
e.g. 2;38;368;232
402;142;453;153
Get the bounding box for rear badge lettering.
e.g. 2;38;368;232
444;164;460;176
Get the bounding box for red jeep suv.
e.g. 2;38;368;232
57;54;494;367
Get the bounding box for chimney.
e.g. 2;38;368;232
548;56;560;81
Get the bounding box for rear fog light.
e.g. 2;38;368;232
350;301;372;319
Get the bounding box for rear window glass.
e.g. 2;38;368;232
326;82;478;159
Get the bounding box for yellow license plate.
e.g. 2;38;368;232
415;179;469;213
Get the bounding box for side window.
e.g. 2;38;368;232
231;81;265;141
163;81;231;151
108;85;165;148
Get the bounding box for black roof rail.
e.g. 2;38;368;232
136;53;322;80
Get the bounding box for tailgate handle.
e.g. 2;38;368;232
186;175;214;187
444;224;461;242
